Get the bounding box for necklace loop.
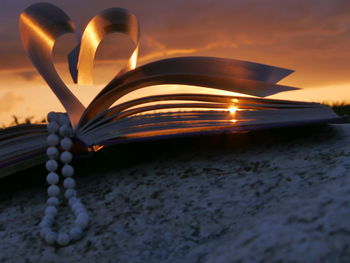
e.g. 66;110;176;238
40;112;89;246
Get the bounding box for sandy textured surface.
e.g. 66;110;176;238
1;124;350;262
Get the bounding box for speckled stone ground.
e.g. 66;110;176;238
1;124;350;263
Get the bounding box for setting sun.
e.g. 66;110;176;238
228;106;238;114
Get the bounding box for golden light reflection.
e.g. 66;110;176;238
228;104;239;124
20;13;55;48
87;145;104;152
228;106;238;114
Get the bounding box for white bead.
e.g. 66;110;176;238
47;197;59;206
45;160;58;172
75;207;87;216
71;200;82;209
68;197;79;206
45;231;57;245
44;214;55;222
76;213;89;229
46;147;59;159
71;202;81;212
47;134;59;146
69;226;83;241
62;165;74;177
60;137;73;150
48;185;60;196
59;124;72;137
57;232;70;246
64;189;76;199
60;151;73;163
59;114;69;125
76;220;89;230
45;206;57;216
39;218;53;229
47;112;59;122
78;210;88;219
40;227;50;239
63;177;75;189
47;121;59;133
46;172;59;184
39;218;51;228
72;204;84;215
40;215;54;228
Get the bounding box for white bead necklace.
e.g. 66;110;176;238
39;112;89;246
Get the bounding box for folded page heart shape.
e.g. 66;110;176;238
19;3;140;127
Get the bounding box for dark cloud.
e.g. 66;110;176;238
16;70;37;81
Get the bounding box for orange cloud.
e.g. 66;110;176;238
0;92;23;113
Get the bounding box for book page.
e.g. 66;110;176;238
78;57;298;127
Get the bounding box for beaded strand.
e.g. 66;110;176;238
39;112;89;246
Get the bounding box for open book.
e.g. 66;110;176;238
0;3;343;178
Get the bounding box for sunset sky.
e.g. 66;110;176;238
1;0;350;126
